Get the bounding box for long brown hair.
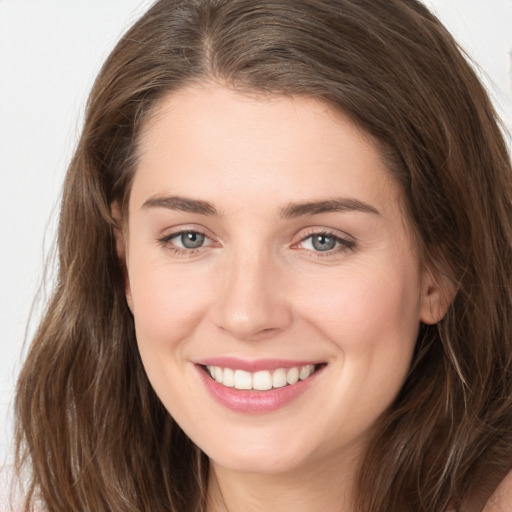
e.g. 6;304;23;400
14;1;512;510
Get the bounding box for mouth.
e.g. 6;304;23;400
200;363;326;391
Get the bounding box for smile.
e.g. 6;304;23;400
204;364;317;391
196;358;326;412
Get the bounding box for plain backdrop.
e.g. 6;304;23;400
1;0;511;468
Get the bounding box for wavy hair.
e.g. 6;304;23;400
14;0;512;510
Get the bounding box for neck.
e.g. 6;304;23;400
206;450;361;512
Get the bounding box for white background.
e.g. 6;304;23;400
1;0;511;469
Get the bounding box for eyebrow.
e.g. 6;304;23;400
280;198;380;217
141;195;380;218
141;195;219;216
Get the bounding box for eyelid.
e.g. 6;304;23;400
158;224;216;241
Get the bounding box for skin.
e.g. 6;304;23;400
118;84;448;511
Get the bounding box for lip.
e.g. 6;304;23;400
195;360;325;413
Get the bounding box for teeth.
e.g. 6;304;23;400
300;365;314;380
253;371;272;391
223;367;235;387
234;370;252;390
205;364;317;390
286;367;299;385
272;368;287;388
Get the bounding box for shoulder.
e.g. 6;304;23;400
483;468;512;512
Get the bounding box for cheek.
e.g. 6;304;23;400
127;256;213;353
299;263;422;432
127;260;213;422
295;260;422;356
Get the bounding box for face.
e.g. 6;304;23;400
121;84;443;477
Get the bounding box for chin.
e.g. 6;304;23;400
210;449;307;475
196;427;322;476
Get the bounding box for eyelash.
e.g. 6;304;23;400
157;228;356;258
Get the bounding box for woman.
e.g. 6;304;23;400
14;0;512;510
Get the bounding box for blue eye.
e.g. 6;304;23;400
178;231;205;249
160;230;209;251
310;234;337;251
299;231;355;253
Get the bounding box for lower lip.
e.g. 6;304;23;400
197;365;323;413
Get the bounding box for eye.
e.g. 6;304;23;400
174;231;206;249
306;234;338;251
158;229;216;254
297;230;355;254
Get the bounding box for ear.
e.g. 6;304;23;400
419;266;456;325
111;201;134;313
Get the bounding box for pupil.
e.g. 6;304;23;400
181;232;205;249
312;234;336;251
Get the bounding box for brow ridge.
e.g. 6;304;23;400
141;195;378;218
141;195;218;216
281;198;380;217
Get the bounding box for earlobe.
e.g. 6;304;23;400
419;268;456;325
111;201;134;313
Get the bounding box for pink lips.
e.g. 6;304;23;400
195;358;324;413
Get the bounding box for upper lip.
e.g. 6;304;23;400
195;357;323;372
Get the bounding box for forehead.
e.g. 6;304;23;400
132;84;401;216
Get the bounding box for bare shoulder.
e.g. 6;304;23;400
483;469;512;512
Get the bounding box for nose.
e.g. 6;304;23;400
210;250;293;341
